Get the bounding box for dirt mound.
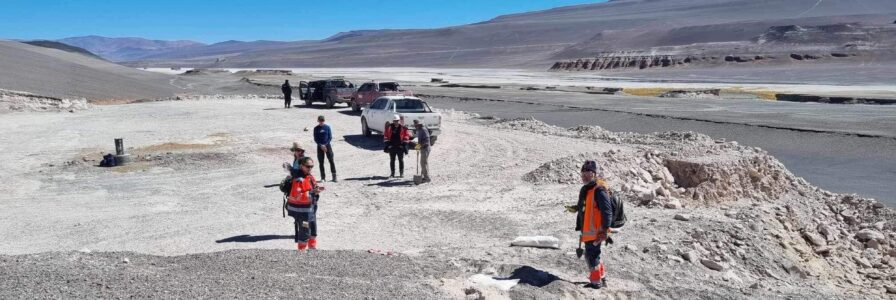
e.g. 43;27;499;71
505;116;811;207
0;89;90;113
181;68;230;76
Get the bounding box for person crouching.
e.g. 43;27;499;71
286;157;325;250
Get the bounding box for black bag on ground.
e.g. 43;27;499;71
100;153;116;167
610;193;626;228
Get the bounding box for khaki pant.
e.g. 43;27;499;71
420;146;430;179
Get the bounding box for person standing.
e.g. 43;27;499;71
282;141;307;178
281;80;293;108
574;160;614;289
384;115;410;177
314;115;337;182
412;119;431;183
286;157;324;251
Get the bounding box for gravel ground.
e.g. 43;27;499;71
1;98;893;299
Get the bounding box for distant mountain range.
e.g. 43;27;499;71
54;0;896;68
57;36;206;62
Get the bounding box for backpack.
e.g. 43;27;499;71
610;193;626;228
279;176;293;195
100;154;116;167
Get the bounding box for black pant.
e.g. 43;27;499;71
389;147;405;176
284;94;292;108
317;145;336;179
288;205;317;243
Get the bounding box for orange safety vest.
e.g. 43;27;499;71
287;175;316;206
581;181;609;243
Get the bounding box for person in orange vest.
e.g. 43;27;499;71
383;115;411;177
575;160;614;289
286;157;325;251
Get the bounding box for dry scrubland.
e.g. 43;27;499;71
0;98;894;299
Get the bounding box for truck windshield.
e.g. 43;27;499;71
379;82;398;91
394;99;430;113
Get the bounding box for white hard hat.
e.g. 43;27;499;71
393;115;401;121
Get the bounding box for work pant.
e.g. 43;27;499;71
419;146;430;179
584;240;606;283
288;204;317;243
389;147;405;176
317;145;336;180
284;94;292;108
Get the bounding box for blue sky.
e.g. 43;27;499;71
0;0;602;43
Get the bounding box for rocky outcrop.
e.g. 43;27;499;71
550;54;704;71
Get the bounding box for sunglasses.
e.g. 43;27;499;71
294;149;305;152
302;164;314;168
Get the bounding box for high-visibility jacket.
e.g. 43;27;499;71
287;175;317;206
581;182;613;242
384;124;411;143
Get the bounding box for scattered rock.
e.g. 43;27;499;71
682;251;700;263
122;257;130;264
722;270;742;283
802;231;827;247
886;285;896;294
674;214;691;221
866;239;881;250
700;259;726;271
814;246;832;256
856;229;884;242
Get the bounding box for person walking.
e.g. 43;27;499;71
314;115;337;182
286;157;324;251
574;160;614;289
384;115;410;177
281;80;293;108
412;119;431;183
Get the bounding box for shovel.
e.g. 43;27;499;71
576;234;584;258
413;148;423;185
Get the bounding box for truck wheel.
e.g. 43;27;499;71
326;96;336;108
430;136;437;146
305;98;313;107
362;118;371;137
351;99;360;112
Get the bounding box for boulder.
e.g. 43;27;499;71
701;259;726;271
856;229;884;242
802;231;827;247
674;214;692;221
510;236;561;249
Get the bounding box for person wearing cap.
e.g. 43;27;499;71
574;160;615;289
286;157;324;250
313;115;337;182
282;141;307;178
412;119;431;183
383;115;411;177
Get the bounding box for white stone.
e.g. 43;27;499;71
674;214;691;221
857;229;885;242
510;236;561;249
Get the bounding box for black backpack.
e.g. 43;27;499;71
279;176;293;195
610;192;626;228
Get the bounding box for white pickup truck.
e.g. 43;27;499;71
361;96;441;145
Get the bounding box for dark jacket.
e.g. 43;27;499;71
575;180;614;232
314;124;332;146
281;83;292;95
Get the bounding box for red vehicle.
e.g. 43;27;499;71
350;81;412;112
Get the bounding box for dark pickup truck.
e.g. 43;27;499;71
299;79;356;108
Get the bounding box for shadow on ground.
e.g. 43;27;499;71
367;179;414;187
216;235;294;243
343;176;390;181
337;110;362;117
496;266;571;287
344;134;383;151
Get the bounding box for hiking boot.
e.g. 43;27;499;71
332;174;338;182
297;243;308;251
422;178;431;183
308;238;317;250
